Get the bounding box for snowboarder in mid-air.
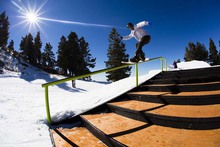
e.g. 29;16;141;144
122;21;151;62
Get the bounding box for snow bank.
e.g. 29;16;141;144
177;60;210;69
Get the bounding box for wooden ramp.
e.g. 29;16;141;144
50;66;220;147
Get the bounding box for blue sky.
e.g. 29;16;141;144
1;0;220;73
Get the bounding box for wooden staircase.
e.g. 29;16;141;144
50;66;220;147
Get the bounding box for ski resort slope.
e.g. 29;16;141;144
0;60;210;147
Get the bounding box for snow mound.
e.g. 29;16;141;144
177;60;210;69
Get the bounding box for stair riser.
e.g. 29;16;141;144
148;76;220;84
145;113;220;130
108;104;147;122
107;104;220;130
141;83;220;92
127;94;220;105
127;94;166;104
155;72;220;80
156;67;220;79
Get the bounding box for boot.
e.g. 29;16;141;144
139;51;145;61
130;56;139;62
136;50;145;61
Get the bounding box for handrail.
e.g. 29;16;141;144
42;56;167;124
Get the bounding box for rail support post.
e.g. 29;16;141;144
160;58;164;71
135;63;138;87
45;86;52;124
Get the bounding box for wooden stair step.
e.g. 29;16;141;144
144;104;220;129
154;67;220;78
50;127;106;147
82;113;147;135
107;100;220;129
148;75;220;84
108;100;164;111
128;90;220;96
142;81;220;92
114;125;220;147
82;113;153;146
147;104;220;118
147;81;220;87
127;90;220;105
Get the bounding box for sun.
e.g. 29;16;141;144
12;0;46;32
20;9;42;32
25;11;39;24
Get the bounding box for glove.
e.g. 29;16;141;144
147;21;152;26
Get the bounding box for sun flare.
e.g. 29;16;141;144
12;0;114;33
12;0;46;32
26;11;38;24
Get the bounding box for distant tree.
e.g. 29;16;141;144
0;11;9;48
57;32;96;77
78;37;96;76
20;33;34;62
41;43;55;68
208;38;218;65
105;28;131;82
184;42;208;61
33;32;42;64
7;40;14;52
57;32;80;76
66;32;80;76
57;36;68;74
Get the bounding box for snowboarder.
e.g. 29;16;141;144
122;21;151;62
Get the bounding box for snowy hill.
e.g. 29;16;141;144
0;49;213;147
0;50;111;146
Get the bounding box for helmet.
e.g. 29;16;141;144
127;22;133;28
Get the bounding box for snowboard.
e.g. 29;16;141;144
121;58;149;64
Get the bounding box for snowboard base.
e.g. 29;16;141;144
121;58;149;64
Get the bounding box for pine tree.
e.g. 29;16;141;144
57;32;96;77
57;36;68;74
33;32;42;65
105;28;131;82
0;11;9;48
42;43;55;68
19;33;34;62
184;42;208;61
209;38;218;65
66;32;80;76
7;40;14;52
78;37;96;76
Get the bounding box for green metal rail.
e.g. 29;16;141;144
42;56;167;124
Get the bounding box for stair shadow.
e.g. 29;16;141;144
52;129;79;147
108;124;152;138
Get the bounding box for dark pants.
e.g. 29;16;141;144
135;35;151;57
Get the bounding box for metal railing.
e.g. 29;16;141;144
42;56;167;124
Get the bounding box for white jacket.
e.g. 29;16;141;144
123;21;149;42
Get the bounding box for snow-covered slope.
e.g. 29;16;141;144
0;50;213;147
0;62;160;147
0;49;20;72
0;50;112;146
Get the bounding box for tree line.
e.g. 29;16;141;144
0;11;130;81
184;38;220;65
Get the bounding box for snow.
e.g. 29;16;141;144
177;60;211;69
0;58;212;147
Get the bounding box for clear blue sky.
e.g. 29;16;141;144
1;0;220;72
